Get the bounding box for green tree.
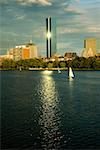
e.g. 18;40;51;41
92;60;100;69
2;59;16;70
85;57;96;68
47;62;53;68
59;62;66;68
71;59;79;68
53;60;59;68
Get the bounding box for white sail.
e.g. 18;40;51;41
19;66;22;71
68;67;74;78
58;68;61;74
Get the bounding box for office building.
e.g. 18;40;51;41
22;47;30;59
82;38;96;58
26;42;38;59
46;17;56;58
13;47;22;61
21;43;38;59
6;41;38;61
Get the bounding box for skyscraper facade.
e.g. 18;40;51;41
82;38;97;58
46;17;56;58
84;38;96;53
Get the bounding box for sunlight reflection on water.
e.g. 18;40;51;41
38;72;63;149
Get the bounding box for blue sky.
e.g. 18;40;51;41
0;0;100;56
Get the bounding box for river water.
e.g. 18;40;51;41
1;70;100;149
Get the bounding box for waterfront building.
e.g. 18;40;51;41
6;41;38;61
82;38;96;58
0;55;12;62
26;42;38;59
22;47;30;59
13;48;22;61
0;48;15;61
19;42;38;60
7;49;14;59
46;17;56;58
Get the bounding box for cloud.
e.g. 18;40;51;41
0;31;19;37
57;42;72;49
59;26;100;34
58;27;80;34
64;6;82;15
87;26;100;33
16;0;52;6
74;0;80;3
0;0;53;6
0;0;8;4
15;15;26;20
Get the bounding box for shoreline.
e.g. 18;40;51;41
0;68;100;71
29;67;67;71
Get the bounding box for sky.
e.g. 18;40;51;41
0;0;100;56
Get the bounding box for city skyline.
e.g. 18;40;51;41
0;0;100;56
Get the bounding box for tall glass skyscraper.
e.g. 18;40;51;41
46;17;56;58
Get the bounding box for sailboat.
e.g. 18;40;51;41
58;68;61;74
19;66;22;71
68;67;75;79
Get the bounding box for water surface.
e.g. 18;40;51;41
1;70;100;149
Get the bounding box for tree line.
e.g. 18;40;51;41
0;56;100;70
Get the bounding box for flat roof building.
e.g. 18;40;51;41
82;38;96;58
6;41;38;61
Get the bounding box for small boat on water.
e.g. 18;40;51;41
58;68;61;74
19;66;22;71
68;67;75;79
